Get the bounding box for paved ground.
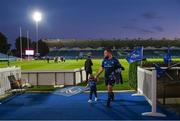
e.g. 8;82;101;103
0;92;179;120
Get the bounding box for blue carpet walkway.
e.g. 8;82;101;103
0;92;179;120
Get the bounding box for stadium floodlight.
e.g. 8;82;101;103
32;11;42;55
33;11;42;22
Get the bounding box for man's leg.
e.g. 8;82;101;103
107;84;113;107
111;91;114;101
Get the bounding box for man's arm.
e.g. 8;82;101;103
95;66;104;79
116;59;125;70
84;61;87;70
90;59;93;66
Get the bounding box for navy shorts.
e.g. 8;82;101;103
105;80;115;86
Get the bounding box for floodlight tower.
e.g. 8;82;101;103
33;11;42;55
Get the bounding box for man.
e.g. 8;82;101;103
63;57;66;62
76;56;79;61
46;56;50;63
84;56;93;82
60;56;63;62
95;48;124;107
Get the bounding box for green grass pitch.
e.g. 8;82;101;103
1;58;179;91
0;59;130;90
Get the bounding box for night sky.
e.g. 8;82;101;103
0;0;180;47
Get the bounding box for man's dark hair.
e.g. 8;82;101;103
104;48;112;53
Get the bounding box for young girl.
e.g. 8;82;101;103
87;74;98;103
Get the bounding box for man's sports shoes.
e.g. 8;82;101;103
88;99;92;103
107;98;111;107
107;92;114;107
111;92;114;101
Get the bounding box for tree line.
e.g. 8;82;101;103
0;32;49;57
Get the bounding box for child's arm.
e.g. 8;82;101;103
94;78;98;82
85;83;89;88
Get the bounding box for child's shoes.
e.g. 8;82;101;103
95;97;98;101
88;99;92;103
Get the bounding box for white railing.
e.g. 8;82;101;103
21;67;86;86
0;66;21;95
132;66;166;117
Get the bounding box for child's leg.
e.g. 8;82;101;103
89;87;93;100
93;86;97;98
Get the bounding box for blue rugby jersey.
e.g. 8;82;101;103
102;57;121;81
88;79;96;87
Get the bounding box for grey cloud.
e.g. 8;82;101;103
121;25;154;34
153;26;164;32
142;12;162;19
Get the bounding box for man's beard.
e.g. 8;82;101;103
104;56;109;59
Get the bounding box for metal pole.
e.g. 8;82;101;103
140;46;144;67
20;27;22;61
7;53;9;66
36;21;39;55
27;31;29;50
27;31;29;61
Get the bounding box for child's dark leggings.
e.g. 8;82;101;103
89;86;97;100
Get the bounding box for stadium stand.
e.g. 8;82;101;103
47;49;180;59
0;53;18;61
47;50;121;59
